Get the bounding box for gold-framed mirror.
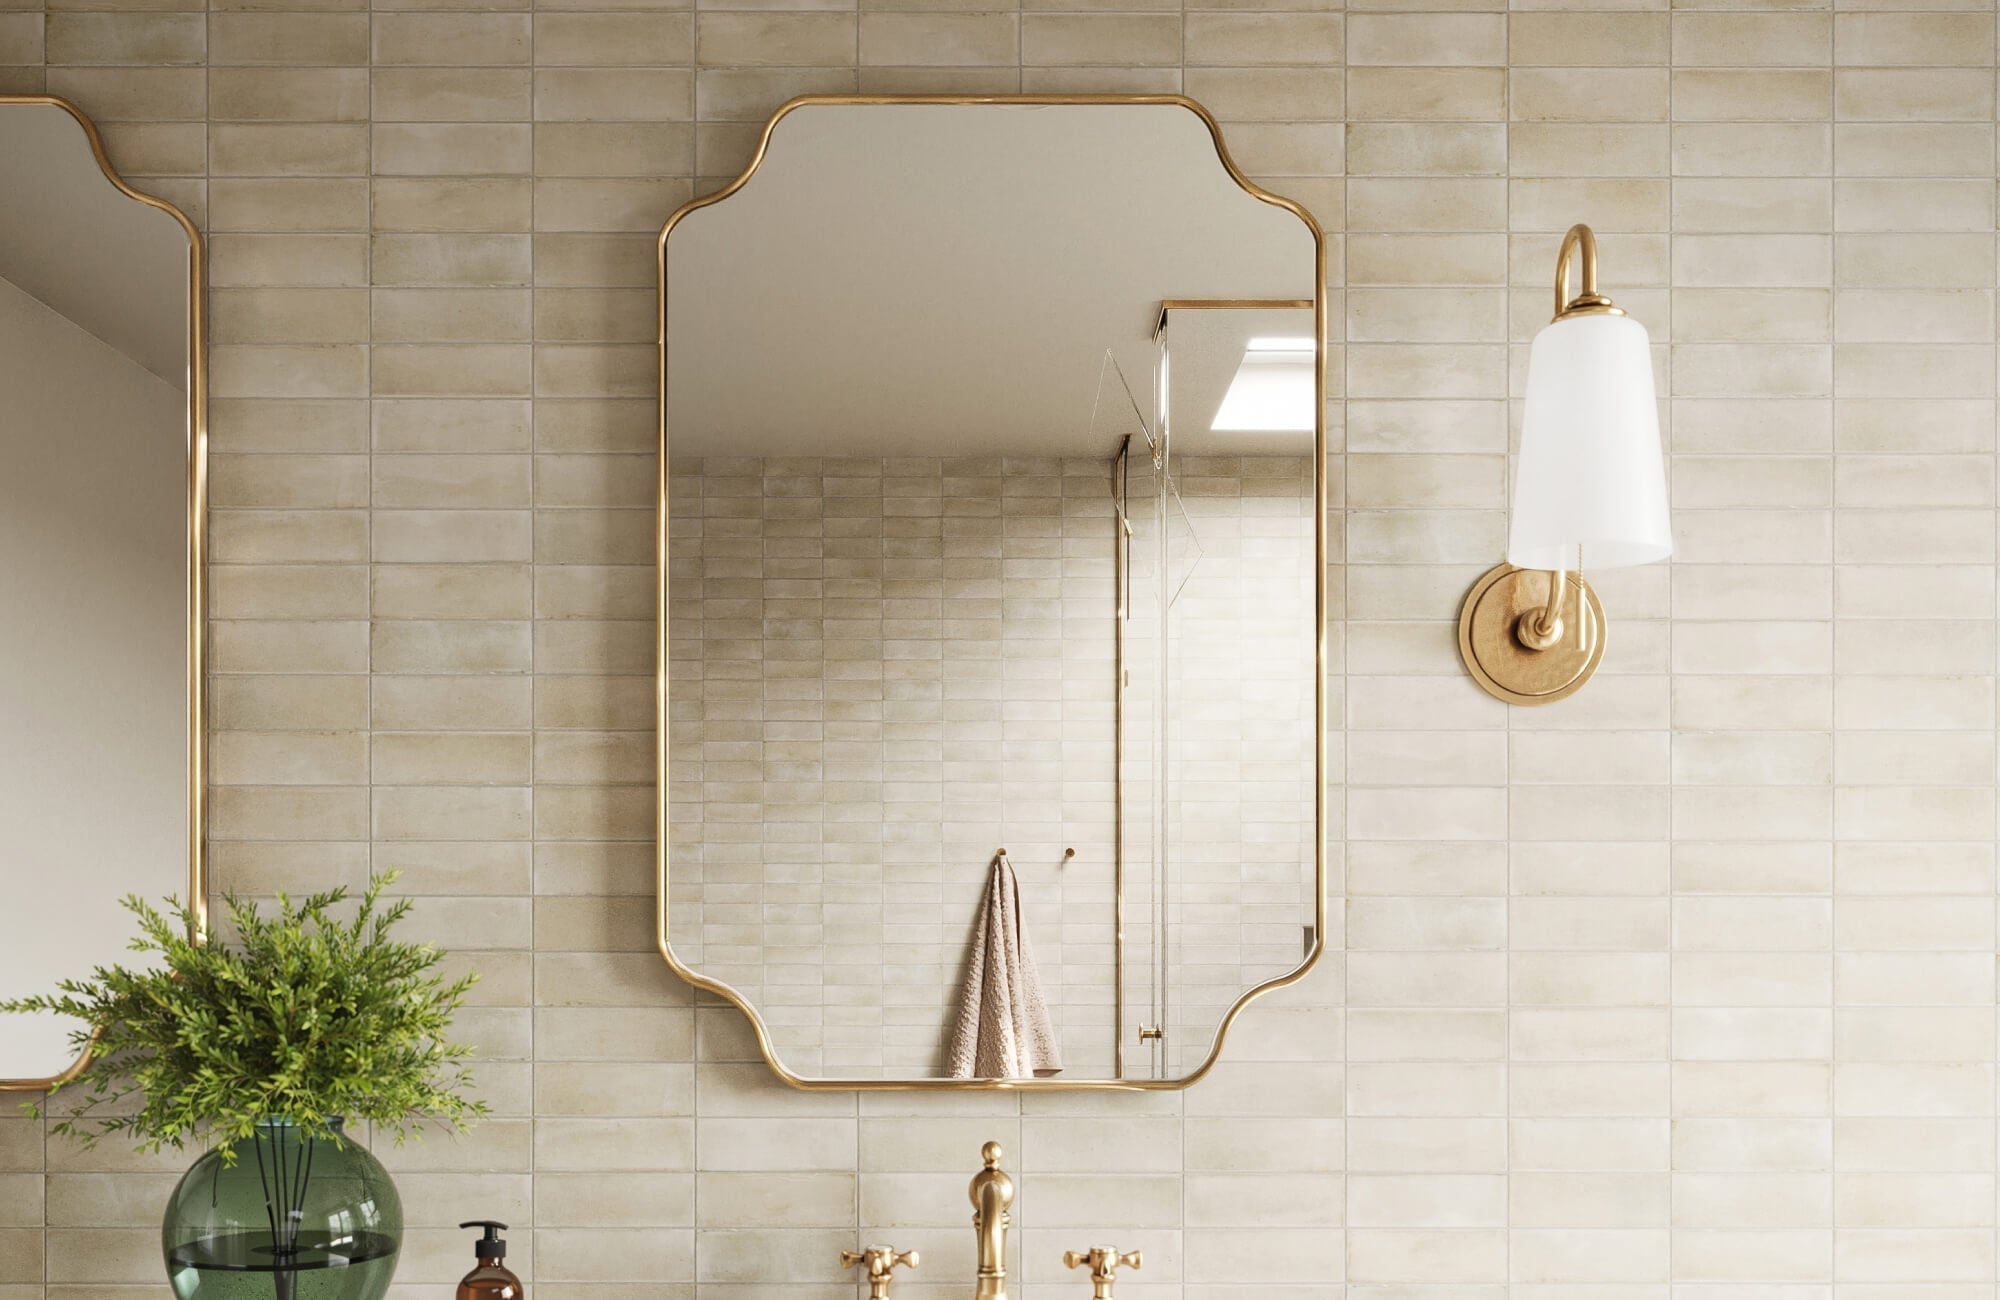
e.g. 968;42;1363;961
0;96;206;1090
656;95;1326;1089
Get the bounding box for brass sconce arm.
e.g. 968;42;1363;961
1552;222;1624;322
1517;565;1569;651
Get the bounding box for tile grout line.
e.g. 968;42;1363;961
689;9;701;1278
692;7;700;1272
1336;23;1347;1300
1665;13;1676;1294
1825;33;1835;1295
1499;12;1511;1293
524;0;536;1280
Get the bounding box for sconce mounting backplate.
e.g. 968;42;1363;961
1457;563;1605;706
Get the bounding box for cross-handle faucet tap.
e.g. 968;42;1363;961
841;1245;918;1300
969;1141;1015;1300
1064;1247;1142;1300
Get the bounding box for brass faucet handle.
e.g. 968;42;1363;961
841;1246;918;1300
1064;1246;1142;1299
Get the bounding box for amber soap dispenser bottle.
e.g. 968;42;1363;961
457;1221;522;1300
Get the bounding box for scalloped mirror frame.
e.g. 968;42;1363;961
654;94;1328;1092
0;94;207;1092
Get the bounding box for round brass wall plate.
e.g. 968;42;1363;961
1457;563;1605;706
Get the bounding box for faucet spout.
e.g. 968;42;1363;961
968;1141;1014;1300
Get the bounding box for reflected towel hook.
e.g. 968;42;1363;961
992;847;1077;866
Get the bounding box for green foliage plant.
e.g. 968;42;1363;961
0;870;486;1162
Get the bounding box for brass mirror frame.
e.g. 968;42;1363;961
654;94;1328;1091
0;95;207;1091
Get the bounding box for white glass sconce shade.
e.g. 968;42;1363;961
1506;312;1670;573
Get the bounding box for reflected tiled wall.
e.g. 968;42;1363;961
0;3;1996;1299
665;453;1317;1082
668;454;1130;1080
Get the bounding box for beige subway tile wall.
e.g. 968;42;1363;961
0;2;1995;1298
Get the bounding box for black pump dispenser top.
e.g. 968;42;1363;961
460;1221;508;1260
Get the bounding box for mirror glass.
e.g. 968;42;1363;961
660;99;1322;1084
0;99;199;1086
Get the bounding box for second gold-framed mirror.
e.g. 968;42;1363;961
656;95;1326;1089
0;95;207;1090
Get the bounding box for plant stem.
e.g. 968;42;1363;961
252;1127;298;1300
251;1129;279;1249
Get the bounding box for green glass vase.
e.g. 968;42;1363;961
163;1118;402;1300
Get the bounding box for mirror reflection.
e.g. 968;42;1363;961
0;98;200;1086
660;99;1322;1084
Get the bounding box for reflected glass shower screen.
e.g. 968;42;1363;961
1110;338;1204;1080
1135;303;1319;1078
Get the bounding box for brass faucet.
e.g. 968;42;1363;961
841;1245;918;1299
968;1141;1015;1300
1064;1247;1142;1300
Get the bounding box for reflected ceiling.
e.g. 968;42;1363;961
665;102;1318;458
0;105;189;386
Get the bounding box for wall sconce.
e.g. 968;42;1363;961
1457;224;1670;706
